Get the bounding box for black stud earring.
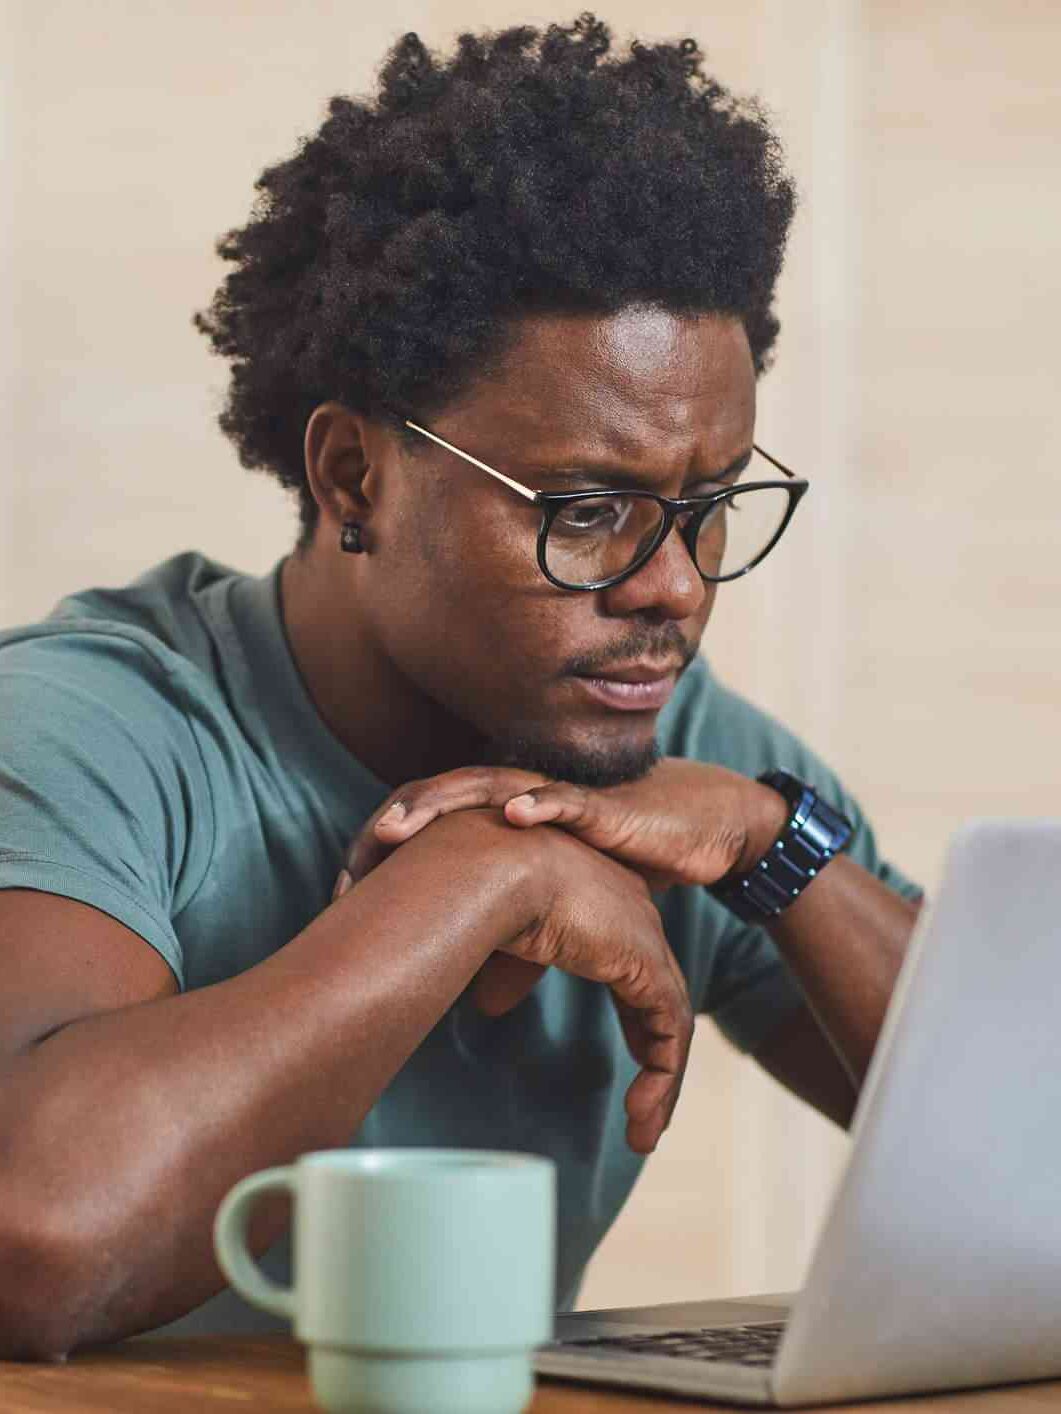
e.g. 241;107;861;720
340;522;365;554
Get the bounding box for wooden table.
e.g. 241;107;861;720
3;1338;1061;1413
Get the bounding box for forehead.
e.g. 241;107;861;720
454;304;755;473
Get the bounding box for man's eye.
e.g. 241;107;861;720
554;497;633;534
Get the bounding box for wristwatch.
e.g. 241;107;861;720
708;769;854;924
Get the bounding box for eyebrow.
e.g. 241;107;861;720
528;447;756;491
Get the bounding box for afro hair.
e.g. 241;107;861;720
194;13;797;547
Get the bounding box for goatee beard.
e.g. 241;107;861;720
478;728;660;788
475;641;694;787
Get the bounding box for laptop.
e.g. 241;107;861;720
536;819;1061;1406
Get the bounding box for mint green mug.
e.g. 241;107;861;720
213;1149;556;1414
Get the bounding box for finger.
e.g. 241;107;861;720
500;876;691;1153
624;1044;688;1152
348;767;552;884
373;768;550;841
503;783;595;830
504;785;644;865
331;869;354;903
504;785;694;891
625;1068;678;1152
651;944;694;1132
611;982;693;1154
344;825;398;885
504;789;674;893
342;786;421;881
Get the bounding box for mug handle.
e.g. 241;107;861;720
213;1166;296;1320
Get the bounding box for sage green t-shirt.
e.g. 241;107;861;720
0;552;920;1333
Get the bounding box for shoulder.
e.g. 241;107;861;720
0;604;219;829
0;621;205;736
0;607;222;982
0;550;243;714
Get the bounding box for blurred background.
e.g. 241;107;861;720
2;1;1058;1310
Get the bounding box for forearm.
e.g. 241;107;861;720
768;855;919;1088
732;778;919;1087
0;818;537;1357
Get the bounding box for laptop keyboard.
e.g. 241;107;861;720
561;1320;786;1366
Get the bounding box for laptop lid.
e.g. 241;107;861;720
773;820;1061;1406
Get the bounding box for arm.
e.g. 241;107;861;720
349;763;923;1112
693;784;921;1128
0;811;541;1360
742;783;922;1091
752;1003;859;1130
0;809;690;1359
767;859;921;1089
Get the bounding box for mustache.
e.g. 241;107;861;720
562;631;698;679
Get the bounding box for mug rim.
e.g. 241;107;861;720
296;1147;555;1178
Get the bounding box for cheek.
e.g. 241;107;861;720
370;498;572;703
414;502;536;625
408;485;532;583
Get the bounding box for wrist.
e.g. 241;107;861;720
400;808;550;954
709;771;854;925
483;814;560;950
732;780;790;876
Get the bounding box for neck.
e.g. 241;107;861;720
279;541;484;789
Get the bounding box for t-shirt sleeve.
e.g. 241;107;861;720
0;628;216;989
663;659;923;1057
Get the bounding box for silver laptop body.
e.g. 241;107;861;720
536;820;1061;1405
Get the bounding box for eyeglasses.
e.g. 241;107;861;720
402;417;809;593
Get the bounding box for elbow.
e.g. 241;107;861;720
0;1204;88;1361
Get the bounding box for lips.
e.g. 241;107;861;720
584;661;683;684
573;664;680;712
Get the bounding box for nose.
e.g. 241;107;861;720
598;518;708;622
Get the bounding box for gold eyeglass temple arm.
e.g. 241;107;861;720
404;419;539;502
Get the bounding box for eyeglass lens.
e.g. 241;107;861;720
544;482;793;588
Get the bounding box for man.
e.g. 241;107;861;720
0;16;920;1358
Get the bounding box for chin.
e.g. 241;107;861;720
480;722;661;788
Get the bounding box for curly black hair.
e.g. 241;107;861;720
194;14;796;549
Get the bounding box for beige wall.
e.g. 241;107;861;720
3;2;1059;1311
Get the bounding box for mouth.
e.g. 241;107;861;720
571;662;681;713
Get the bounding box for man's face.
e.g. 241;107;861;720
357;305;756;786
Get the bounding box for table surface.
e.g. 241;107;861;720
3;1338;1061;1414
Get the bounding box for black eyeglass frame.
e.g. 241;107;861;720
397;413;809;593
533;457;808;592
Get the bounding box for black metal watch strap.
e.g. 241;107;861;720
708;769;854;924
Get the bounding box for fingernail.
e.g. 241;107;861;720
334;869;354;898
382;800;407;821
509;793;538;810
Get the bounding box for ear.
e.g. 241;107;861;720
303;402;378;535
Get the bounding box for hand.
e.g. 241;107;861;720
339;767;552;890
334;760;783;1024
338;759;788;894
511;823;695;1154
336;807;694;1154
335;770;554;1019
